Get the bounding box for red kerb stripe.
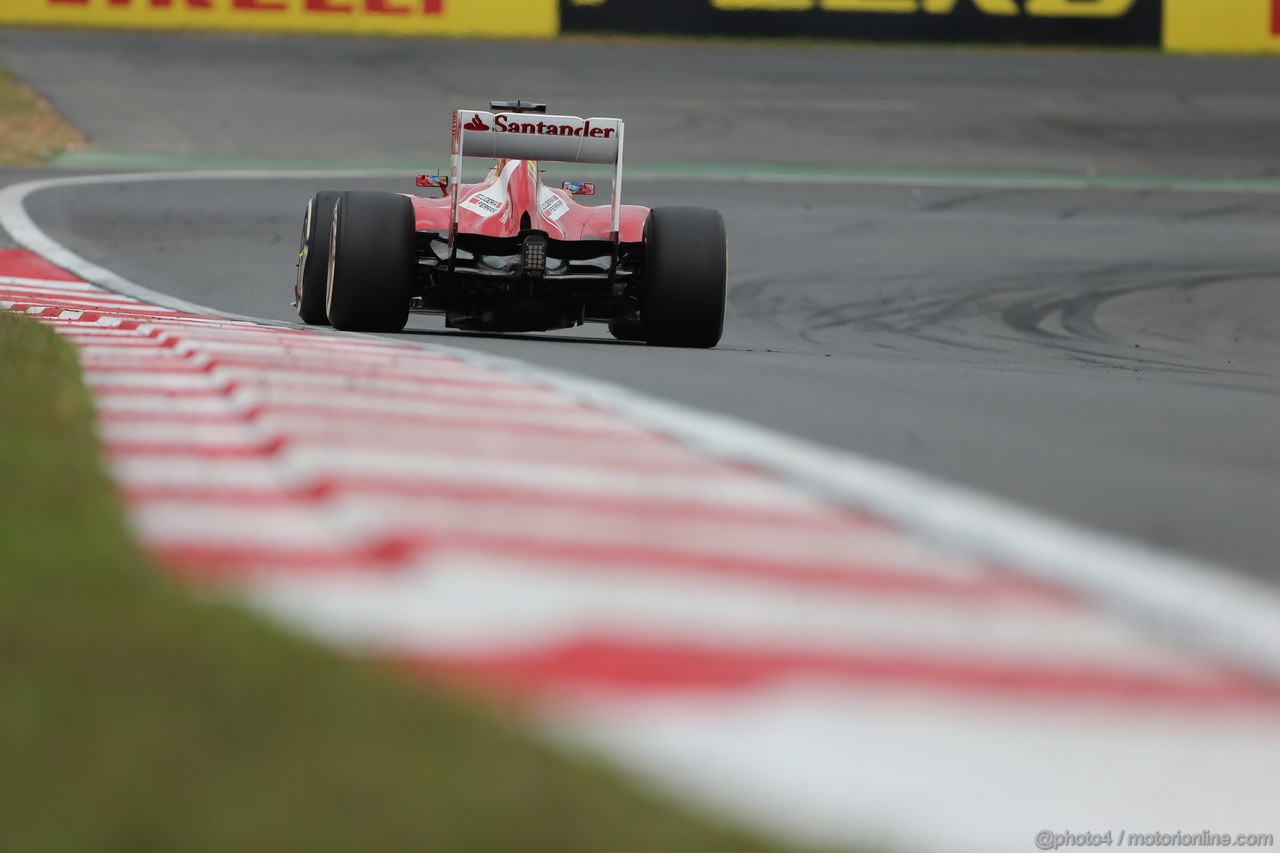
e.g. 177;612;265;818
0;248;83;281
151;533;1066;605
399;639;1280;709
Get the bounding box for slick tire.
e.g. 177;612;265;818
326;190;415;333
295;190;339;326
641;207;726;349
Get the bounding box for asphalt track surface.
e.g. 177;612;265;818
2;31;1279;579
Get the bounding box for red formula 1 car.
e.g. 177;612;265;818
294;100;726;348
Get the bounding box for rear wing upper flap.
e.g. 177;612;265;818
449;108;627;247
452;109;623;165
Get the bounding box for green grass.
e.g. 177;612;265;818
0;310;801;853
0;67;84;166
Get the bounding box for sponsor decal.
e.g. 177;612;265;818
462;191;504;217
462;113;618;140
0;0;556;37
45;0;443;10
538;187;571;222
459;160;518;219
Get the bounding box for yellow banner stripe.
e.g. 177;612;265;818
1164;0;1280;53
0;0;557;38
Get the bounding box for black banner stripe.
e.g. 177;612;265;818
559;0;1162;47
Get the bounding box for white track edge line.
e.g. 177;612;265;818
5;171;1280;679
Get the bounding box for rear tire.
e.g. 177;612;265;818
295;190;339;326
641;207;726;348
326;191;415;333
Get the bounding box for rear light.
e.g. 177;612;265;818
521;234;548;277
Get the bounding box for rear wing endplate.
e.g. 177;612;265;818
450;109;626;244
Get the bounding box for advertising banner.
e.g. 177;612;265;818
559;0;1163;46
1164;0;1280;52
0;0;557;38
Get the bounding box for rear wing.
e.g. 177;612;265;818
450;109;627;242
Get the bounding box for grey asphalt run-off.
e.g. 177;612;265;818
2;30;1278;580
